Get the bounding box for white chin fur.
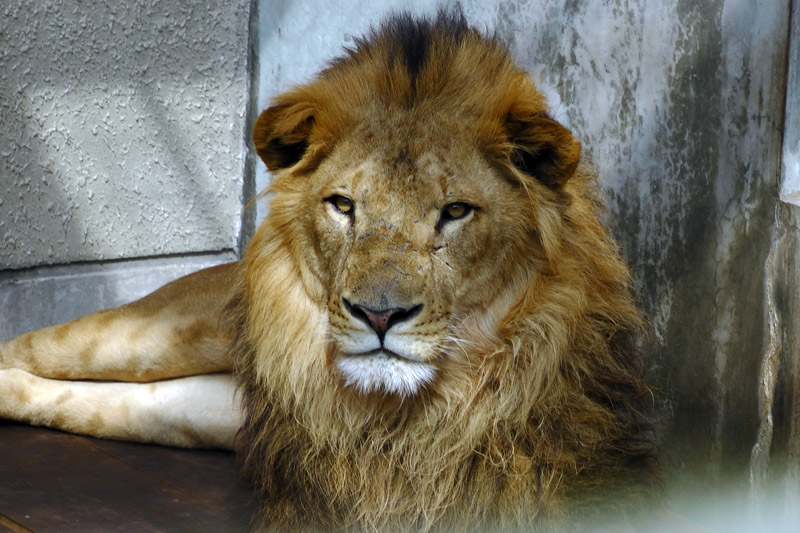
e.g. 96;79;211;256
335;353;436;397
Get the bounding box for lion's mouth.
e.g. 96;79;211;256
335;350;437;396
346;348;416;362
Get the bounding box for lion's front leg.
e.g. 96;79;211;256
0;369;241;449
0;262;238;381
0;262;242;446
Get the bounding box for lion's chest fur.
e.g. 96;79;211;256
240;382;564;530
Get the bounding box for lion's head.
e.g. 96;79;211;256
232;11;657;531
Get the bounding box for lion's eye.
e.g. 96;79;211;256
442;202;472;221
326;195;354;215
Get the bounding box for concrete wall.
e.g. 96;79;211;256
0;0;255;337
257;0;798;527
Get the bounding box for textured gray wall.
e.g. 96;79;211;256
0;0;254;337
0;0;252;269
256;0;798;528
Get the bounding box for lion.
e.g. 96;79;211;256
0;11;658;530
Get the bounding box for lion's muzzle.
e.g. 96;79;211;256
332;294;438;396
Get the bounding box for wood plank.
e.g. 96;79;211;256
86;434;254;523
0;513;32;533
0;421;253;532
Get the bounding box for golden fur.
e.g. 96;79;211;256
230;12;658;531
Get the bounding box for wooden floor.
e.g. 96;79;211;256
0;421;254;532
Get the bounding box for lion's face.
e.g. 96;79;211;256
294;112;528;395
250;24;581;401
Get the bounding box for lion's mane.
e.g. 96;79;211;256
228;11;658;531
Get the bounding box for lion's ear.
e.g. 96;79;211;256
252;102;315;171
506;113;581;189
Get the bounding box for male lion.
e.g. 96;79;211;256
0;12;658;530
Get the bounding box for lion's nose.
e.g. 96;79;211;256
343;299;422;343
